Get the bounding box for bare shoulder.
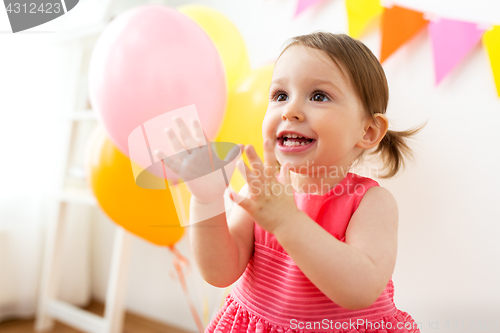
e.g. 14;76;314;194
345;186;399;288
346;186;399;238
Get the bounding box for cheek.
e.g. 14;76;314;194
317;124;350;153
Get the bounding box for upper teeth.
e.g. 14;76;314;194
284;134;304;138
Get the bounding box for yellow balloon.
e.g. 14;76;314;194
215;64;275;192
178;5;250;91
85;126;185;247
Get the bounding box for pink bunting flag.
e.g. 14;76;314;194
429;18;486;85
295;0;323;17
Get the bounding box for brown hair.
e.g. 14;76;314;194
277;31;427;178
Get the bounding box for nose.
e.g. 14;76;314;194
281;100;305;121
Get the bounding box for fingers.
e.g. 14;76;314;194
154;150;182;176
228;188;252;209
263;139;278;180
237;160;252;182
154;149;167;160
244;145;264;185
236;156;249;184
173;116;199;150
278;162;292;188
191;119;207;147
237;159;262;197
164;127;186;155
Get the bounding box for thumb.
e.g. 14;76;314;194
228;188;251;210
278;162;292;187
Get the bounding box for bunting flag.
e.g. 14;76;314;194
283;0;500;97
295;0;323;17
346;0;383;38
380;5;429;63
429;18;485;85
483;26;500;97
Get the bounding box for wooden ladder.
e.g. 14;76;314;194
35;2;135;331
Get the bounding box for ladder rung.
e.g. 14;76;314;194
47;299;107;333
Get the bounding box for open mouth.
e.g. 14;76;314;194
278;133;316;147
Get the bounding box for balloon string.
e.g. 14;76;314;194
169;245;203;333
160;159;170;186
207;141;215;172
169;241;191;276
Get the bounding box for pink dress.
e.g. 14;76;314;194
206;172;421;333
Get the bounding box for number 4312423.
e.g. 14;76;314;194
6;2;62;14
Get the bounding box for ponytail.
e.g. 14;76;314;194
369;120;428;178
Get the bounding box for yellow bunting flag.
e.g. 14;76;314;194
346;0;383;39
483;26;500;97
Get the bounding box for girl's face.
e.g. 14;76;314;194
263;45;369;176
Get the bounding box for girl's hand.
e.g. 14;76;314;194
154;116;242;204
229;139;300;235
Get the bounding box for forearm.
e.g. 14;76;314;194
273;210;382;310
188;196;241;288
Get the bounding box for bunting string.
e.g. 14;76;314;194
291;0;500;96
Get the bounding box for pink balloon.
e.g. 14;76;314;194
88;5;227;158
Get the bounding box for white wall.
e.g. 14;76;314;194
90;0;500;332
0;10;96;320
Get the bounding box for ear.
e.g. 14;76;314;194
355;113;389;149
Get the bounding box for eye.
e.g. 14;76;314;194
271;90;288;102
312;92;329;102
277;93;288;102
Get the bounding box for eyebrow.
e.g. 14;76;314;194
271;77;344;97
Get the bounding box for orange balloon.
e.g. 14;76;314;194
85;126;185;247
